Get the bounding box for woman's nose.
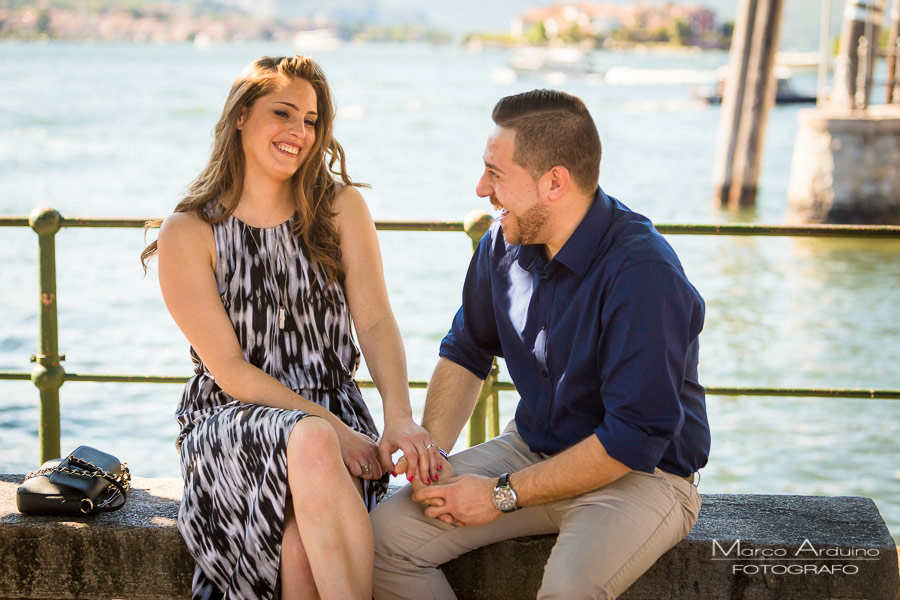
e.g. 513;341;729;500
289;122;307;140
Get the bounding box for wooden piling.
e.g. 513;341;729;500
887;0;900;103
832;0;885;109
712;0;784;209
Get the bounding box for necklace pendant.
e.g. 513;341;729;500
278;306;286;329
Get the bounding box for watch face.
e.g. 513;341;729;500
493;486;517;512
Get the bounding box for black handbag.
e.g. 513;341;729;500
16;446;132;515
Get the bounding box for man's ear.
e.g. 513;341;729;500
542;166;570;201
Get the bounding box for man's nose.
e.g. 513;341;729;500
475;172;491;197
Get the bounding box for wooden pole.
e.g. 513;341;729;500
712;0;757;207
817;0;832;106
712;0;784;209
886;0;900;103
731;0;784;208
832;0;885;109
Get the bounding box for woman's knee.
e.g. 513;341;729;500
287;417;341;471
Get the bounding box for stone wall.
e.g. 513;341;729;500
2;476;899;599
788;105;900;224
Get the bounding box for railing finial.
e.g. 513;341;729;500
463;210;494;247
28;207;62;236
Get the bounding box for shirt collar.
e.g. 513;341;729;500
516;187;613;278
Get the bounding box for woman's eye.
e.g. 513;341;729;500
305;119;317;127
274;110;289;118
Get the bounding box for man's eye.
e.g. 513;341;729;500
489;171;498;179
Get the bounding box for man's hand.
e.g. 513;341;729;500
412;473;502;527
408;455;455;507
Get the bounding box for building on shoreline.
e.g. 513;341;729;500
0;4;448;44
510;2;725;48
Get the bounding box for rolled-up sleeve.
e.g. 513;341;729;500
594;260;701;472
439;228;502;380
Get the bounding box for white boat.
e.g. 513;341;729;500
292;29;341;53
509;46;602;76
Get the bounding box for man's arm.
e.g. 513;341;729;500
509;433;630;506
422;357;485;453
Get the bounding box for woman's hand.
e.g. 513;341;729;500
409;455;456;510
378;418;442;485
335;423;383;481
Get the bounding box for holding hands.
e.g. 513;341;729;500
412;473;500;528
378;418;443;484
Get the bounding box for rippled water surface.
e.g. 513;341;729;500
1;41;898;541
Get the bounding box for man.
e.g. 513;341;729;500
371;89;710;599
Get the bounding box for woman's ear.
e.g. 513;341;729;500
236;106;247;130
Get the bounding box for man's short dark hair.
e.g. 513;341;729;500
491;89;601;193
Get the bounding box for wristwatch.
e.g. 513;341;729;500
492;472;519;513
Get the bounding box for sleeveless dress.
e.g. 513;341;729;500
174;199;387;600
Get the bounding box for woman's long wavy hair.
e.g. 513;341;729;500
141;55;361;291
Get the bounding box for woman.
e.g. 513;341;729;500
141;55;441;599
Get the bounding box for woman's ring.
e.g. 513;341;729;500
361;463;371;474
425;443;435;450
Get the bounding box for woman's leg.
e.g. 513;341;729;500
280;502;319;600
286;417;373;600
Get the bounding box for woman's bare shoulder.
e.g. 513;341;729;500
160;210;210;235
333;184;370;221
158;210;214;252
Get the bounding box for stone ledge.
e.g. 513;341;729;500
1;476;898;599
798;105;900;132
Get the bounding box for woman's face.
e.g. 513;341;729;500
237;76;318;184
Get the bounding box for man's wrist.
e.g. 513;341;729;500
492;472;520;512
508;472;524;508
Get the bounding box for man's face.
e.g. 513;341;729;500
475;126;550;246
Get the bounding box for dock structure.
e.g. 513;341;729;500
788;0;900;224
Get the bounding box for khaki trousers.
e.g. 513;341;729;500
371;421;701;600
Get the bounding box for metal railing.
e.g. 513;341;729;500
2;207;900;463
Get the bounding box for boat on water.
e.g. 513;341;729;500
697;71;817;105
292;28;341;53
508;46;603;77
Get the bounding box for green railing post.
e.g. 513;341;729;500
463;211;501;446
28;207;65;462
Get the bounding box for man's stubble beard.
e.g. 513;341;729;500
505;200;551;246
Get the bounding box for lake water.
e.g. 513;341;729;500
1;41;898;542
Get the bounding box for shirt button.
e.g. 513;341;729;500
540;323;547;330
538;420;545;427
541;371;548;378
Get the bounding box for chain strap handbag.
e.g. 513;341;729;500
16;445;132;515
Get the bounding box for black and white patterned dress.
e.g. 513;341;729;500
174;199;387;600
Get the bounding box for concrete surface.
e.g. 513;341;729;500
2;476;898;599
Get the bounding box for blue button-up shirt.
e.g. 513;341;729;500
440;188;710;476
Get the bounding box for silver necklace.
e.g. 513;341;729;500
243;222;290;329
